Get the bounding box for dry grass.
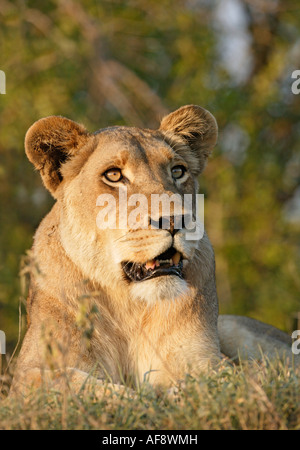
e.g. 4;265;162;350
0;357;299;430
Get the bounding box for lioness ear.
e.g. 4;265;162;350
25;116;90;196
159;105;218;174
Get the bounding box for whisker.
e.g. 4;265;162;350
122;262;131;269
113;232;131;243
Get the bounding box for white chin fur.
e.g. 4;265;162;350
130;275;189;305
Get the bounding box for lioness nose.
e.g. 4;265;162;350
150;215;185;236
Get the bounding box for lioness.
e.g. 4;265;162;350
12;105;297;395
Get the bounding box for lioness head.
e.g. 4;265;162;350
25;105;217;304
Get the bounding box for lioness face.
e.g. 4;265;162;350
60;128;200;303
25;105;218;304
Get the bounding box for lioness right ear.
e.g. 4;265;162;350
25;116;90;196
159;105;218;175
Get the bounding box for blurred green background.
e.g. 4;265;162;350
0;0;300;353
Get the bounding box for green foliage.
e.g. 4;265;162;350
0;0;300;351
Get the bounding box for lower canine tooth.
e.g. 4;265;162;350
172;252;181;265
145;260;156;270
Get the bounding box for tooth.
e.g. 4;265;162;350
172;252;181;265
145;259;156;270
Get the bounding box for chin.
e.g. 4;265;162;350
129;275;190;305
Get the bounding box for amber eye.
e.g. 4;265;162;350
104;168;123;182
171;165;186;179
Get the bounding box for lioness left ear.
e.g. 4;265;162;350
25;116;90;196
159;105;218;174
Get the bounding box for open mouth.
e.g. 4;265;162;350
121;246;184;282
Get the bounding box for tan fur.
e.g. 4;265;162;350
12;105;298;397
